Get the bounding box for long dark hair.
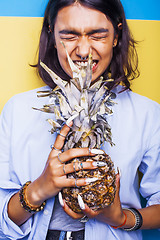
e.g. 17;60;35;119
35;0;139;91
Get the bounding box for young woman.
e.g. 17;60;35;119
0;0;160;239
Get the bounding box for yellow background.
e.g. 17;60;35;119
0;17;160;112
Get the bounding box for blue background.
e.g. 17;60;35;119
0;0;159;20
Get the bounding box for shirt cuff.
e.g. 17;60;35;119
146;192;160;207
1;191;32;239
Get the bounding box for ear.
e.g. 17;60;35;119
113;34;118;47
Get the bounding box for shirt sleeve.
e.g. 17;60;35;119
139;102;160;207
0;99;33;239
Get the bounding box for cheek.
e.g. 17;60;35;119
100;47;113;69
56;45;73;77
102;43;113;57
94;40;113;58
54;33;66;66
57;50;65;66
56;43;66;65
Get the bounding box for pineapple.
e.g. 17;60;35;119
36;42;116;213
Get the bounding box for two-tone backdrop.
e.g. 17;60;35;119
0;0;160;239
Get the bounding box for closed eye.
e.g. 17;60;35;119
90;33;108;40
60;34;78;41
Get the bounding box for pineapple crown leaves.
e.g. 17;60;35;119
37;42;116;148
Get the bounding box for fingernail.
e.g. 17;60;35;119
78;194;85;210
92;161;107;167
66;113;78;126
65;119;72;128
117;167;122;178
85;177;99;184
90;149;104;155
58;192;64;207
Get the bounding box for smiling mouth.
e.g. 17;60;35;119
73;60;98;72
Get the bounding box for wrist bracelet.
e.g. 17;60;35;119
122;208;143;231
19;181;46;214
111;211;127;229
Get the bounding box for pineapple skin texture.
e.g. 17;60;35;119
62;154;116;213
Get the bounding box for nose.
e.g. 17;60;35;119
76;36;91;59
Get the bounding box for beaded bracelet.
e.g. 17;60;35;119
111;211;127;229
19;181;46;214
122;208;143;231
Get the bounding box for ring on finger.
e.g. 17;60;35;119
80;162;83;170
57;153;63;164
65;122;71;128
58;132;66;139
63;164;66;175
75;179;79;188
77;160;81;170
51;145;61;151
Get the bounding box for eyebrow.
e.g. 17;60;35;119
59;28;109;36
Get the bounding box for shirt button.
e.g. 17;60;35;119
43;210;49;215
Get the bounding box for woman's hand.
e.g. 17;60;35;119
7;121;103;226
81;173;126;227
26;121;101;207
61;172;126;226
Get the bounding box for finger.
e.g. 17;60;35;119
115;168;121;194
63;201;84;219
50;121;73;155
50;145;62;152
58;192;84;219
55;148;104;164
60;160;99;176
113;168;121;203
60;176;99;188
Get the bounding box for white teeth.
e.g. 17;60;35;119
74;61;97;69
92;62;96;67
75;61;88;67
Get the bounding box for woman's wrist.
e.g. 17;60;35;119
121;208;136;229
122;208;143;231
110;208;136;230
25;180;46;207
108;207;126;227
111;210;127;229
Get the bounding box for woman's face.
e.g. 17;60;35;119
54;3;117;81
